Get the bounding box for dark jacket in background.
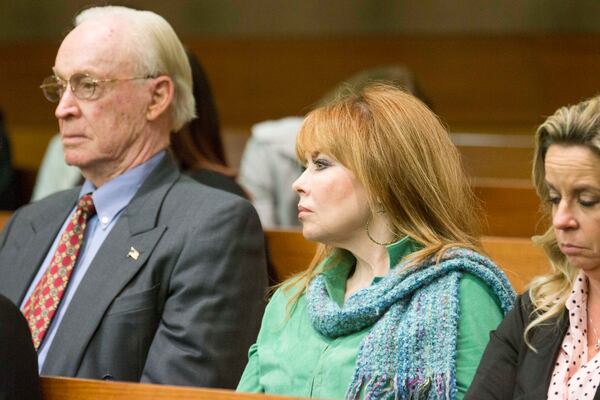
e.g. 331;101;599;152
187;169;247;199
0;112;17;210
0;294;40;400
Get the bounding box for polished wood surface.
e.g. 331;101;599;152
473;180;545;237
7;135;545;236
3;34;599;170
0;210;549;292
265;229;549;293
3;35;599;130
40;376;303;400
482;235;549;294
0;211;11;228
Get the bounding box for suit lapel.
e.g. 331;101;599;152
0;191;78;305
42;156;180;376
525;314;569;398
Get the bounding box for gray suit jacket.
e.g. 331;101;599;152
0;156;268;389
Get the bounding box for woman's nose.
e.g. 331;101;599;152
552;201;578;230
292;169;308;194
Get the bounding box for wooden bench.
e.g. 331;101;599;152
40;376;302;400
8;174;544;237
4;34;600;172
0;212;550;292
265;229;550;293
3;35;600;134
0;211;11;229
473;179;545;237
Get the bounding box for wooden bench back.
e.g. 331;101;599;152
3;176;545;237
40;376;302;400
0;211;550;292
474;182;544;237
0;211;11;229
265;229;550;293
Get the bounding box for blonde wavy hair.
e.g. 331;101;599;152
285;84;482;298
525;95;600;347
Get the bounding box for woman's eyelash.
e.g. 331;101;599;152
579;198;599;207
313;158;330;169
547;196;560;205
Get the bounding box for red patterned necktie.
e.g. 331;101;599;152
22;194;96;350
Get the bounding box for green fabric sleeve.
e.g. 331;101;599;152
237;342;264;392
455;274;504;399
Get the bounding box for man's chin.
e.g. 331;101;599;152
63;154;87;168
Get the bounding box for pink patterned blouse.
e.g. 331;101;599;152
548;271;600;399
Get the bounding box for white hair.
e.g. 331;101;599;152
75;6;195;131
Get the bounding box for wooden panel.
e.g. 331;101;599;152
40;376;303;400
1;172;547;237
2;34;599;151
460;146;534;180
481;236;549;294
5;35;596;175
265;229;550;293
184;35;600;127
473;180;547;237
0;211;11;228
266;228;316;282
9;127;56;171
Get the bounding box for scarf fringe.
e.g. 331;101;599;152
347;372;455;400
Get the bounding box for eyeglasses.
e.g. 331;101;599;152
40;73;153;103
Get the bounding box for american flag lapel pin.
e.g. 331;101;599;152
127;247;140;260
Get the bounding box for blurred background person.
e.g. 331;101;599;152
170;51;246;198
0;294;40;400
0;111;17;210
239;65;429;229
467;95;600;399
30;133;80;201
237;84;515;399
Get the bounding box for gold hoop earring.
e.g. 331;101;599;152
365;217;396;246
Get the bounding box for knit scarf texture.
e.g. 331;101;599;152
306;248;516;400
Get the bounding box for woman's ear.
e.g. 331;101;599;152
146;76;174;121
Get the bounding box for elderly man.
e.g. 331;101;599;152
0;6;267;388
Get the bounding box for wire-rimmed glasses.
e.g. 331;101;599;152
40;73;153;102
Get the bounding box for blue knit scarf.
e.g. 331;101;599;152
306;248;515;400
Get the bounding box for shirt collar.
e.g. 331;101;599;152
321;235;423;305
79;151;165;227
566;270;589;314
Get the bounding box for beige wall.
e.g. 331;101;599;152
1;0;599;41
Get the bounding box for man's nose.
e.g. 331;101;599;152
55;85;80;119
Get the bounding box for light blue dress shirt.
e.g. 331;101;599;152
21;151;165;371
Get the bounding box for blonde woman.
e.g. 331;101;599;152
467;96;600;399
237;84;515;399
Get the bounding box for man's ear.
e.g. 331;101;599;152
146;76;174;121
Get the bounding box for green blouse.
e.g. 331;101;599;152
238;237;503;399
